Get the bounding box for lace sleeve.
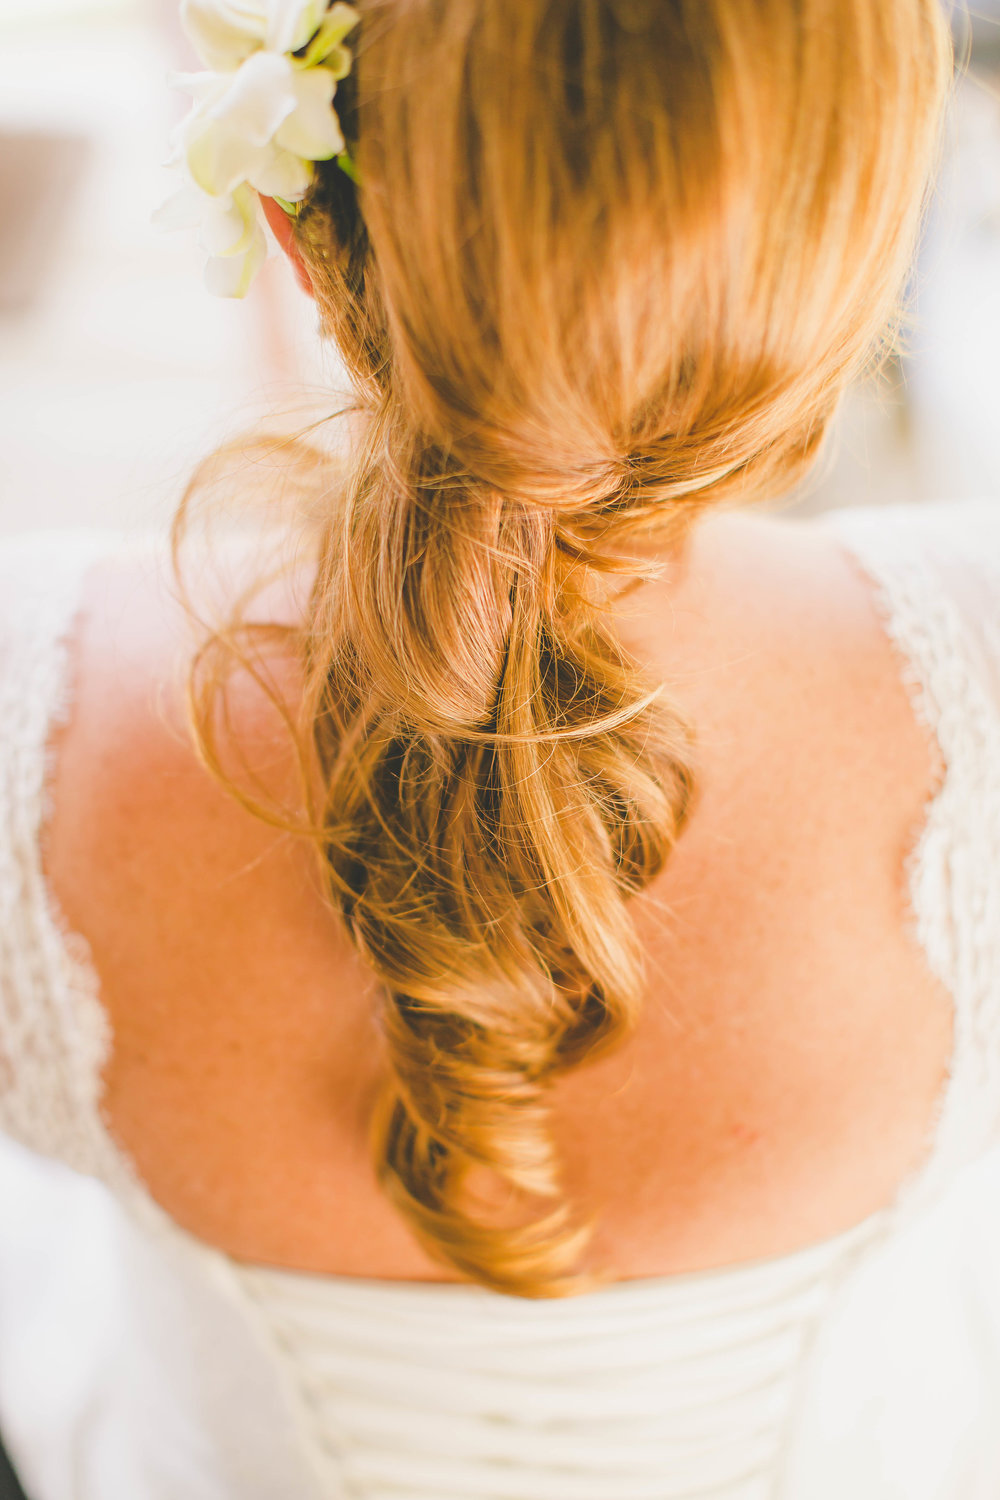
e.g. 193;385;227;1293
0;530;139;1190
913;500;1000;712
825;498;1000;1222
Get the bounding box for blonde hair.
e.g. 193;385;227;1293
176;0;952;1297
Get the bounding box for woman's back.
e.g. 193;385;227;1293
6;0;996;1490
5;496;1000;1499
40;504;953;1283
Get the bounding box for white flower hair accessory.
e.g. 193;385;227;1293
155;0;360;298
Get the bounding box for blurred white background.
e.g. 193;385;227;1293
0;0;347;541
1;0;1000;537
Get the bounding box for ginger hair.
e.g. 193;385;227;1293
175;0;951;1296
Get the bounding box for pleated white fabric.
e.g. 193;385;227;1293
234;1214;887;1500
0;499;999;1500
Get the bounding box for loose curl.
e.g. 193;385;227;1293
175;0;951;1296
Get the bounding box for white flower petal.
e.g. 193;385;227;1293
273;66;343;160
180;0;267;70
184;112;274;196
245;142;313;199
199;185;257;254
321;42;352;82
168;69;229;105
151;180;207;232
267;0;329;55
324;1;360;39
165;73;228;167
207;50;299;148
204;222;268;298
296;3;358;70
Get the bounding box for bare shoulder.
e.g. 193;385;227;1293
44;536;385;1252
46;535;318;961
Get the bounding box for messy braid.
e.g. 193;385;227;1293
303;395;692;1294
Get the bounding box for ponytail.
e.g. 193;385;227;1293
305;397;692;1294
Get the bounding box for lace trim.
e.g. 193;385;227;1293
0;534;130;1186
824;504;1000;1225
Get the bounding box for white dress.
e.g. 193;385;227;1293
0;499;999;1500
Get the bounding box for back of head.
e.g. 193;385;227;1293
190;0;952;1296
